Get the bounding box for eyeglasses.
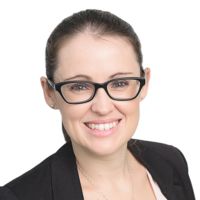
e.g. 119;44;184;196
47;77;145;104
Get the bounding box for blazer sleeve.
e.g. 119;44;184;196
0;186;18;200
172;146;196;199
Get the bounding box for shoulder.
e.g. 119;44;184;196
0;143;70;200
128;139;196;199
129;139;189;173
0;155;53;200
0;187;18;200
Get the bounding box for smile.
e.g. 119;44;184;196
85;120;120;131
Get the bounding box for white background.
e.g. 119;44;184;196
0;0;199;198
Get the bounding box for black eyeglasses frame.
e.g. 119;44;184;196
47;77;145;104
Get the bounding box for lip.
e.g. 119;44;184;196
85;118;120;123
84;119;121;137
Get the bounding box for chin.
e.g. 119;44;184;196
83;134;131;157
71;120;134;156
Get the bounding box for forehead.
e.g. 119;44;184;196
55;33;140;81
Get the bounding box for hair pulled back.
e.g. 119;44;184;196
45;9;144;142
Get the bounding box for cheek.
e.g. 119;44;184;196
59;107;82;140
117;100;140;132
118;99;140;118
60;106;83;123
58;103;90;133
56;92;86;121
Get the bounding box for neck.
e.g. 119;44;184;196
72;142;133;182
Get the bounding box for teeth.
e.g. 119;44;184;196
87;121;118;131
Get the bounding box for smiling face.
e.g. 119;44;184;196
41;33;150;156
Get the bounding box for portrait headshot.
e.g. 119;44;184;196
0;1;199;199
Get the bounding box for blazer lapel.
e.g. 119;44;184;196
128;140;174;199
51;142;84;200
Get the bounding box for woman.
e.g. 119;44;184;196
0;9;195;200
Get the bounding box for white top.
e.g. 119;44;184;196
146;170;167;200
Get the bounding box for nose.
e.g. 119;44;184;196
91;88;114;115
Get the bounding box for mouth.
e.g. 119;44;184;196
84;119;121;136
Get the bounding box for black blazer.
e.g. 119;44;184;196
0;139;195;200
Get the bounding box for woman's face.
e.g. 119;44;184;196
42;33;150;156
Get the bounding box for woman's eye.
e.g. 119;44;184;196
70;83;90;91
111;80;129;88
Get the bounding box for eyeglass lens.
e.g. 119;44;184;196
60;79;141;103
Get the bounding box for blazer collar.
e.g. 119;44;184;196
51;140;174;200
51;142;84;200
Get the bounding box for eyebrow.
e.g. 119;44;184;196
63;74;92;81
109;72;135;79
63;72;136;81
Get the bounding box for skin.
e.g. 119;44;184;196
41;33;154;199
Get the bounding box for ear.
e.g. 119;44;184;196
40;77;57;109
140;68;151;101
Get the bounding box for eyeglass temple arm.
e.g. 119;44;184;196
47;79;56;89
